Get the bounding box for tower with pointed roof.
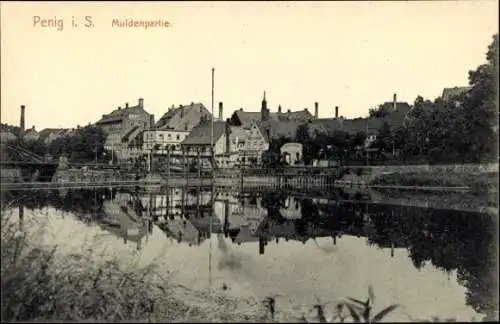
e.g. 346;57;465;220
261;91;269;121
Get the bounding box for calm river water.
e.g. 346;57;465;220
1;186;498;321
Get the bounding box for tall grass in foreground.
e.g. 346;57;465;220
262;286;400;323
0;206;173;322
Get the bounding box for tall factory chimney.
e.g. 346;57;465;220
20;105;26;132
314;102;319;118
335;106;339;118
219;102;223;120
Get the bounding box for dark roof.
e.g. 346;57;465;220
96;104;149;125
127;130;145;148
233;108;314;126
24;127;38;135
181;120;227;145
230;107;315;140
122;126;140;142
156;103;212;131
379;101;412;113
261;118;305;139
310;106;411;137
231;120;270;142
441;86;471;101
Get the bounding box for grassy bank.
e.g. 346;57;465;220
370;170;499;196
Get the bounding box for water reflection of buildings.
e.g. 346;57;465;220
99;190;152;250
136;187;220;246
134;188;403;257
136;188;269;248
280;196;302;220
8;188;497;319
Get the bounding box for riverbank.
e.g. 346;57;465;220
4;163;497;195
368;188;498;213
370;169;499;196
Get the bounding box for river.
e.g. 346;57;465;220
1;185;498;322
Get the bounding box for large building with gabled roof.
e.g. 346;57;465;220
95;97;154;160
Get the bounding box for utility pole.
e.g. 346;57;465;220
209;67;214;300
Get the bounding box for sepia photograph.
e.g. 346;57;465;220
0;1;499;322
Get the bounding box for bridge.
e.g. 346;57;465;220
0;143;58;182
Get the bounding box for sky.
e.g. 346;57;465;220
1;1;498;130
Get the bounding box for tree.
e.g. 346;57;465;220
295;123;315;164
47;125;109;163
295;123;311;144
396;33;498;165
368;104;391;118
349;131;367;150
463;33;498;162
374;122;392;153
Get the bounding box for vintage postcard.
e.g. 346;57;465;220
1;1;498;322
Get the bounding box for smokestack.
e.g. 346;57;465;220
335;106;339;118
138;98;144;109
219;102;223;120
393;93;397;111
278;105;282;113
225;118;231;153
314;102;318;118
20;105;25;132
149;114;155;129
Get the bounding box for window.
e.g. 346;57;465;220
168;134;172;139
176;134;180;140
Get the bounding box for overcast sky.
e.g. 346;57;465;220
1;1;498;130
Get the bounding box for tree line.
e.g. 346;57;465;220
4;125;111;164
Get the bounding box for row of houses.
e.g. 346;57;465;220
93;95;293;166
0;123;80;145
2;86;470;165
92;92;412;167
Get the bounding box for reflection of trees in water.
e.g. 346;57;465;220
3;189;112;221
259;191;498;318
5;188;497;317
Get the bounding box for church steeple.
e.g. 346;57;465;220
261;90;269;121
